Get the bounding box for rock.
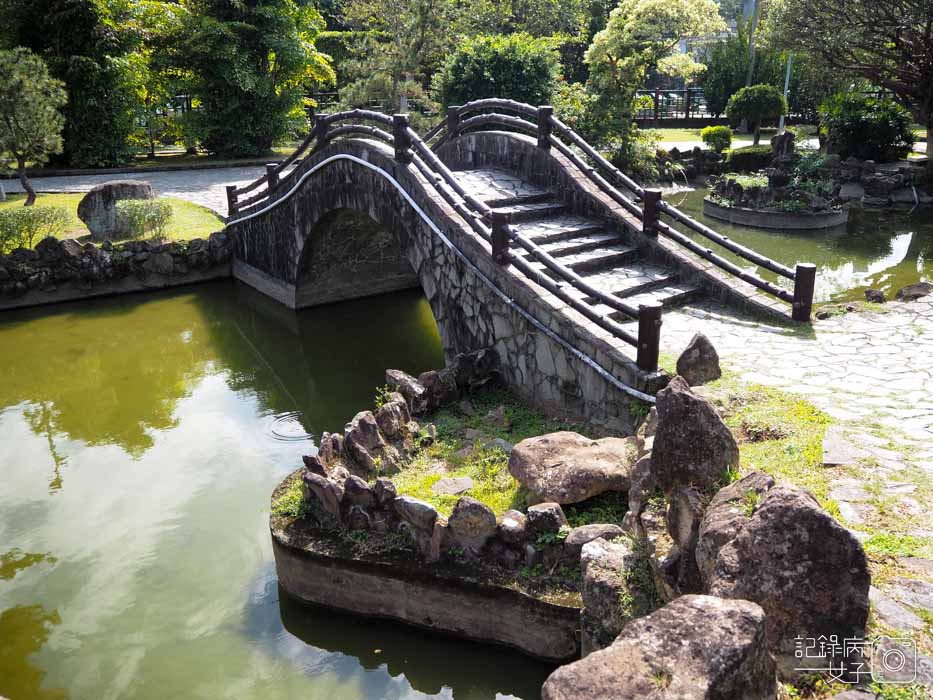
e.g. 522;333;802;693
431;476;474;496
77;180;154;240
375;394;410;438
447;497;497;553
373;477;397;508
895;282;933;301
483;405;511;430
861;173;900;197
418;422;436;446
825;691;876;700
864;288;886;304
301;454;328;477
838;182;865;201
417;368;458;410
771;130;795;158
676;333;721;386
449;348;498;389
345;505;372;530
343;475;375;507
623;455;656;535
393;495;438;534
489;437;513;454
822;425;874;467
869;587;924;632
708;486;871;677
317;432;344;466
695;471;775;585
385;369;428;414
543;595;777;700
564;523;625;561
666;486;703;552
525;502;567;536
142;251;174;275
302;470;344;517
457;399;475;416
886;576;933;612
343;411;388;474
509;431;637;504
651;376;739;496
579;537;656;654
497;509;528;545
637;406;657;441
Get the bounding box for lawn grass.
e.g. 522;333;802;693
128;142;299;169
0;192;223;244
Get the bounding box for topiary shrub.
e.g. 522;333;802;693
0;205;70;252
724;145;773;172
725;84;787;145
818;93;914;162
115;199;173;239
701;125;733;153
432;33;558;108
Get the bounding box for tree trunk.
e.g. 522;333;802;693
17;157;36;206
753;122;761;146
926;112;933;193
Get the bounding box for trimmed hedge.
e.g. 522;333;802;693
115;199;173;239
724;145;773;172
701;125;732;153
0;206;70;253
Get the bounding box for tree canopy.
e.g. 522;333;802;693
0;48;67;205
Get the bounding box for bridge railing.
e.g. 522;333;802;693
225;107;664;372
426;99;816;323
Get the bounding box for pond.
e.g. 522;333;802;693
0;282;554;700
669;186;933;303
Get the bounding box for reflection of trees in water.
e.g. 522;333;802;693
0;281;443;463
0;605;68;700
0;289;221;457
0;549;56;581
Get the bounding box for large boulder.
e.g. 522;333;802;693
895;282;932;301
579;537;657;654
509;432;637;504
525;502;568;536
77;180;154;241
343;410;401;475
385;369;428;414
543;595;777;700
651;376;739;495
675;333;721;386
707;485;871;677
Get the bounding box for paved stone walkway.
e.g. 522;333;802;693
1;166;265;215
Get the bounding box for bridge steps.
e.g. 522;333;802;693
456;167;707;342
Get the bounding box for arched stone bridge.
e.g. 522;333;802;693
224;101;816;432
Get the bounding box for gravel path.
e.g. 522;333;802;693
1;166;264;215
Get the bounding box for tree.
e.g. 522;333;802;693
4;0;140;167
725;84;786;144
768;0;933;157
178;0;334;157
432;33;559;108
0;49;67;205
585;0;726;139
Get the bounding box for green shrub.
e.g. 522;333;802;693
115;199;173;239
607;128;662;183
0;206;69;253
701;125;733;153
725;84;787;145
724;144;773;172
432;33;558;108
818;93;914;162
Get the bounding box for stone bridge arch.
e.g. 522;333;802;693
227;136;658;432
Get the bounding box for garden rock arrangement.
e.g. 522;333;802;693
0;232;232;304
77;180;155;240
543;595;777;700
275;338;878;695
829;157;930;207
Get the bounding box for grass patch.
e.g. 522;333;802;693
271;476;311;519
391;386;593;517
564;491;629;527
0;192;223;244
863;533;933;559
700;373;835;512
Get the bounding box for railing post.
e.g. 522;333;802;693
792;263;817;322
265;163;279;191
448;105;462;137
636;302;663;372
490;211;511;265
316;113;330;143
537;105;554;150
226;185;238;216
393;114;413;164
654;88;660;124
685;89;692;120
642;189;661;237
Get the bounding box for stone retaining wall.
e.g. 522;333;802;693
0;232;232;311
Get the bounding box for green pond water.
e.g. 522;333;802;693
0;283;554;700
671;187;932;303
